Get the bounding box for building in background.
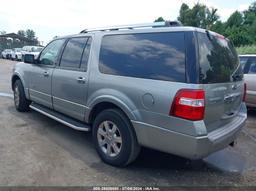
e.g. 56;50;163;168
0;33;41;54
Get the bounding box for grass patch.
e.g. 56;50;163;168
236;45;256;55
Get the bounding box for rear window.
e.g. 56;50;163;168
198;32;243;83
99;32;185;82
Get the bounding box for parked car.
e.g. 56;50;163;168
12;21;247;167
239;54;256;108
21;46;43;60
11;48;22;60
1;49;13;59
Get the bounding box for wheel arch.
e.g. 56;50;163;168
87;97;139;125
11;73;29;99
12;74;22;90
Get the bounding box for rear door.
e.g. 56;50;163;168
197;32;244;132
243;57;256;106
52;36;92;121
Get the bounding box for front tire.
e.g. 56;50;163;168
13;80;30;112
93;109;140;167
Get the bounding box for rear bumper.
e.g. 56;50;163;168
132;104;247;159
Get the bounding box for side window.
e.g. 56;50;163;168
243;57;250;74
60;37;88;69
243;58;256;74
248;58;256;74
81;37;92;71
39;39;65;65
99;32;185;82
239;57;248;70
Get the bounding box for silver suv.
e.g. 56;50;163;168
12;21;247;166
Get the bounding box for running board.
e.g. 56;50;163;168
29;103;91;131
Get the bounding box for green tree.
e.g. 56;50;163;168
0;31;6;35
177;3;190;25
190;3;207;27
226;11;243;28
247;1;256;13
154;17;165;22
205;7;219;29
17;30;26;37
211;21;225;34
223;11;250;46
156;1;256;47
25;29;39;45
243;2;256;44
26;29;36;40
224;26;251;46
177;3;219;29
249;20;256;43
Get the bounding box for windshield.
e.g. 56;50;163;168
198;32;243;84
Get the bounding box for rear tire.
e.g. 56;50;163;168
13;80;30;112
92;109;140;167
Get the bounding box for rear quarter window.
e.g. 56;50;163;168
99;32;186;82
198;32;243;83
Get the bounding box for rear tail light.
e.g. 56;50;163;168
170;89;205;121
243;83;247;102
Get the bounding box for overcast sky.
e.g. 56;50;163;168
0;0;253;45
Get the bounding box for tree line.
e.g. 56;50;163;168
0;29;39;52
155;1;256;47
0;29;38;42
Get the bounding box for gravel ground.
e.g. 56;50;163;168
0;58;255;186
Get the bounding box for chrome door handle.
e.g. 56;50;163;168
43;71;49;77
77;77;86;84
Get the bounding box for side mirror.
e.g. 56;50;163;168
24;54;35;64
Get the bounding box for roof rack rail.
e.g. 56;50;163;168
80;21;182;33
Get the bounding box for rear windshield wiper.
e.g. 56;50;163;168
206;30;213;41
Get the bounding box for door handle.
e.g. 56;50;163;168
224;93;240;103
43;71;49;77
77;77;86;84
